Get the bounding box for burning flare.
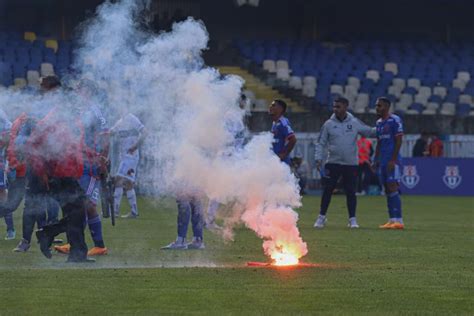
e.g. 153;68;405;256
270;245;300;266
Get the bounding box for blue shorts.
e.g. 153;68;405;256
379;164;401;184
79;174;100;205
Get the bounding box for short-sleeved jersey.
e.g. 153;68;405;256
81;104;108;175
376;114;403;165
271;116;294;164
110;113;145;159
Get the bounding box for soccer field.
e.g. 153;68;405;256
0;195;472;315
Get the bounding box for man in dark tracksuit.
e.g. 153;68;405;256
314;97;375;229
29;76;91;262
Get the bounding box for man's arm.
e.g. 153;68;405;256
278;134;296;161
356;118;376;137
387;135;403;171
127;127;148;154
314;123;329;170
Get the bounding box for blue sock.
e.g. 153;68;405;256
4;213;14;231
388;192;402;221
386;194;395;219
88;215;105;248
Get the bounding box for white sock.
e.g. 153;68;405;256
126;189;138;215
114;187;123;215
389;218;396;222
176;236;185;244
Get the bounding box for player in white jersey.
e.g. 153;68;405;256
110;113;147;218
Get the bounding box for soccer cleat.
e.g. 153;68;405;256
161;240;188;250
187;238;205;250
313;215;327;228
35;229;53;259
13;239;30;252
390;222;405;230
379;221;395;229
348;217;360;229
5;229;16;240
121;212;138;219
54;244;71;254
87;247;108;256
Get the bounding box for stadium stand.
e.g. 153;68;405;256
0;31;72;89
235;39;474;117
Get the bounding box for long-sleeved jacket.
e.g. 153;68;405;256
315;113;375;166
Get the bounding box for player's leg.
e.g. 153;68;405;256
314;163;342;228
13;191;42;252
162;199;190;249
84;176;107;255
342;165;359;228
379;164;403;229
4;213;15;240
385;164;403;229
46;197;60;225
122;179;138;218
113;177;124;217
188;199;205;249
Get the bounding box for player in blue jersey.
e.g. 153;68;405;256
269;99;297;165
374;97;405;229
54;81;109;256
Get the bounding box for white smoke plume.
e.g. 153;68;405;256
1;0;308;262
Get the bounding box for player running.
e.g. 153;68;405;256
374;97;405;229
110;112;147;219
269;99;296;164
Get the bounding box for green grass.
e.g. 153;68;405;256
0;195;472;315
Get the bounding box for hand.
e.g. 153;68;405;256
278;152;287;161
316;160;322;171
387;160;396;172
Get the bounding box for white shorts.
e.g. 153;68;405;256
117;154;139;182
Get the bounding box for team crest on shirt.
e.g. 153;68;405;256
401;165;419;189
442;166;462;189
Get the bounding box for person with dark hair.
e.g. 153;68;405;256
314;97;374;229
269;99;297;164
412;132;429;157
427;132;443;157
374;97;405;229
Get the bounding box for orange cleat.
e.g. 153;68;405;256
390;222;405;230
379;221;394;229
54;243;71;254
87;247;108;256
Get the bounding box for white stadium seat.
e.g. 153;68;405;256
457;71;471;82
440;102;456;115
418;86;431;97
302;85;316;97
303;76;317;88
422;109;436;115
384;62;398;75
330;84;344;95
433;86;447;98
366;70;380;82
276;68;290;81
407;78;421;90
344;85;358;97
452;78;466;91
459;94;472;105
289;76;303;89
347;76;361;89
276;60;289;70
388;85;402;98
40;63;55;76
426;102;440;110
414;94;428;105
14;78;27;88
262;59;276;73
27;70;40;87
392;78;406;90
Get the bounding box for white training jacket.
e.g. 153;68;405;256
314;113;375;166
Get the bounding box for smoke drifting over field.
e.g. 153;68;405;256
0;0;308;263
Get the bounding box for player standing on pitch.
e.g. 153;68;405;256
110;113;147;219
269;99;296;165
314;97;374;229
374;97;405;229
